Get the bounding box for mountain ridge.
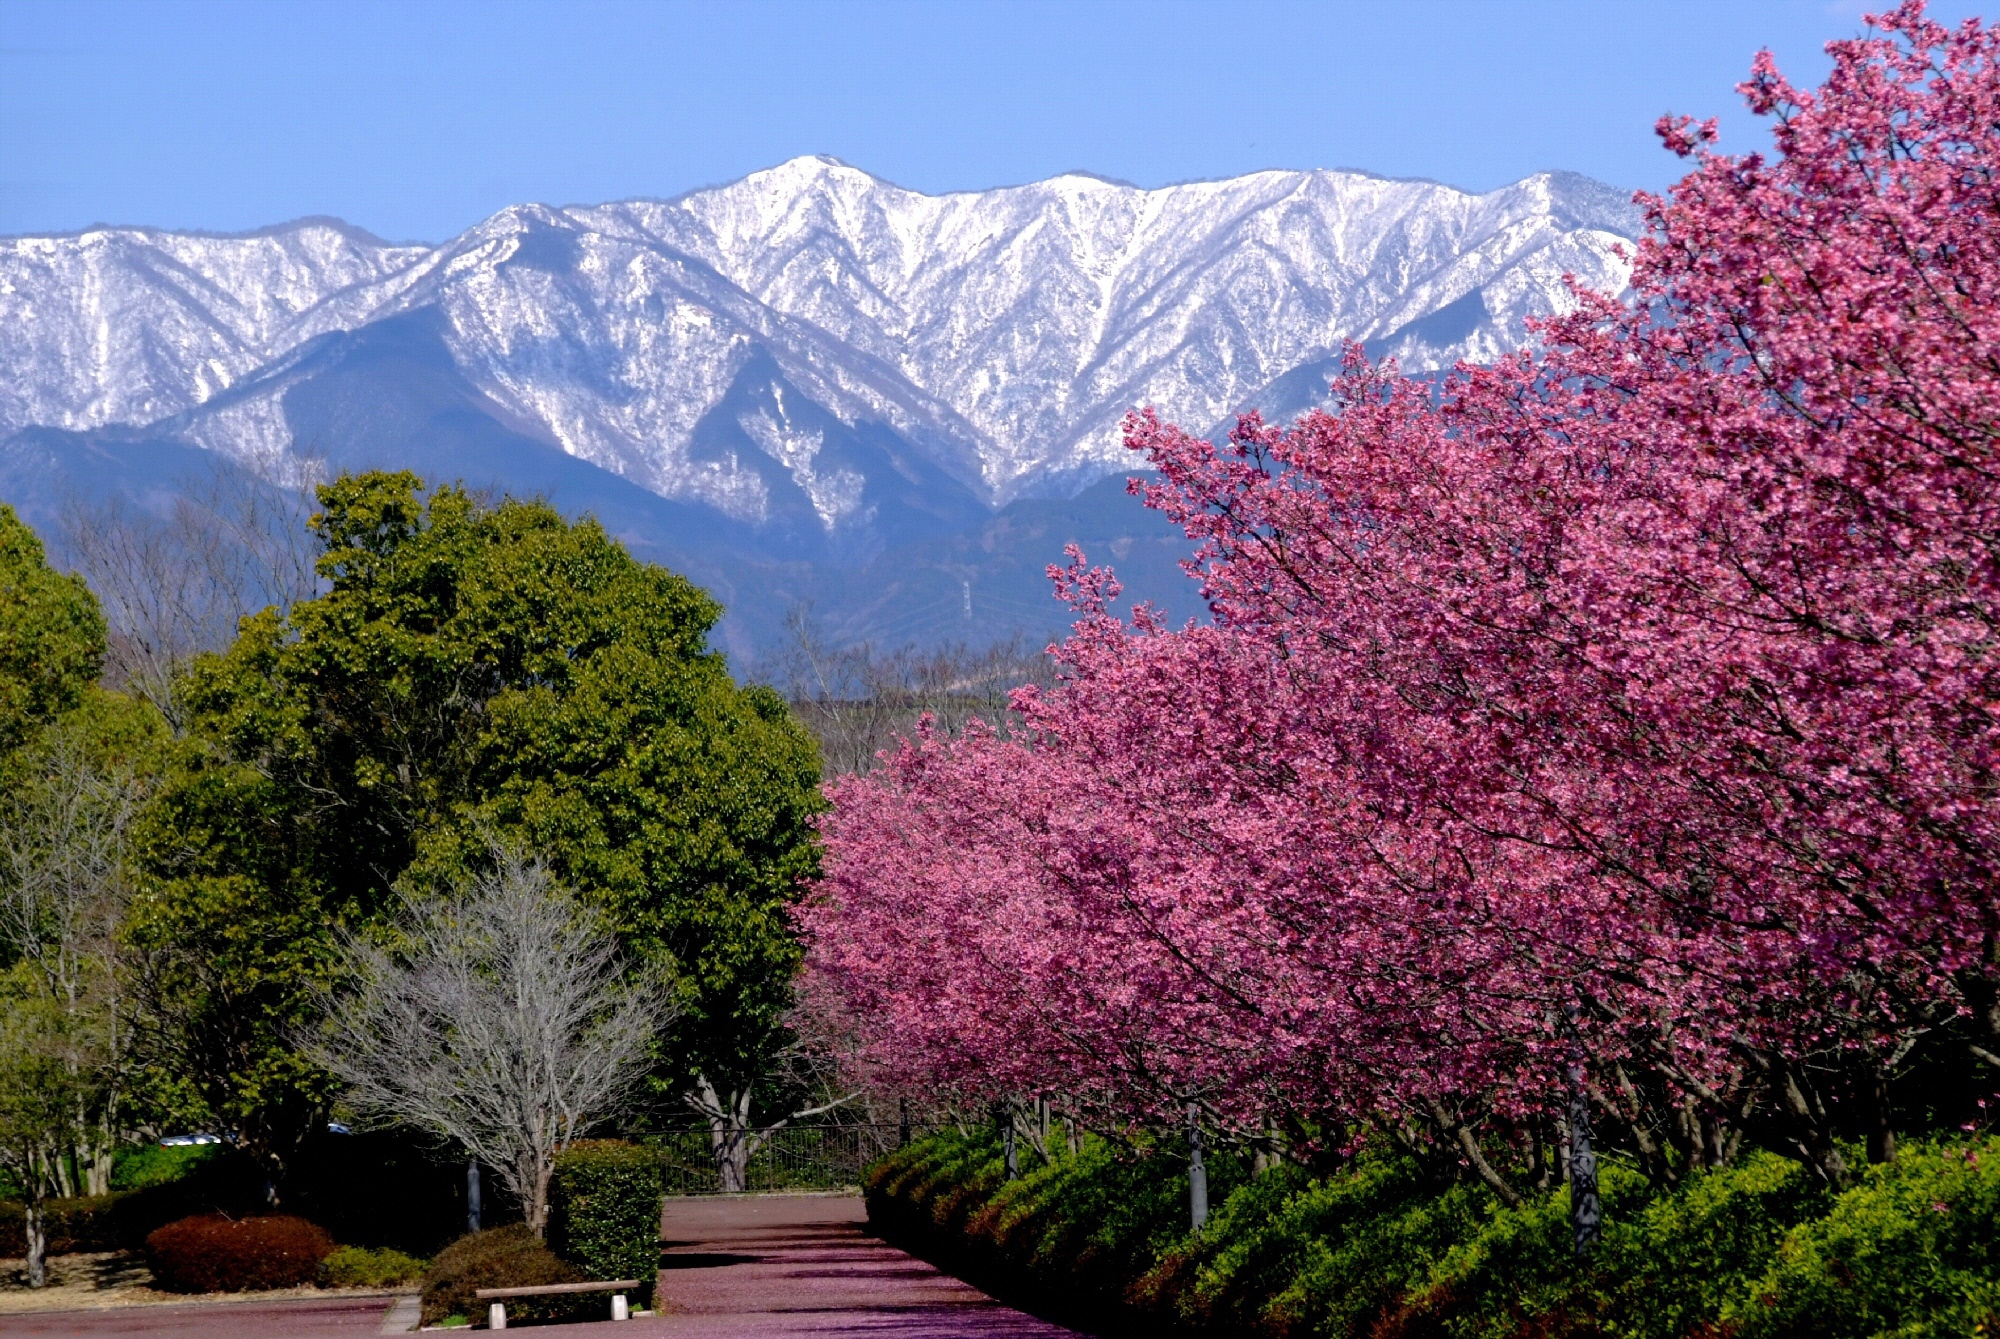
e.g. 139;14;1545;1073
0;157;1642;654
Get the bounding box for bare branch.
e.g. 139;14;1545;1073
305;852;674;1234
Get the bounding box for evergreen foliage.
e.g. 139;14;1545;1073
547;1139;661;1300
130;471;821;1181
0;501;104;757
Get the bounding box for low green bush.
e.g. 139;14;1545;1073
1162;1153;1494;1339
547;1139;659;1302
322;1244;428;1288
1725;1137;2000;1339
420;1224;585;1328
869;1132;2000;1339
144;1213;336;1292
867;1126;1245;1333
1384;1151;1827;1339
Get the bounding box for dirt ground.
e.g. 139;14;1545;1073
0;1251;405;1317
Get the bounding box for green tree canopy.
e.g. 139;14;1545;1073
0;502;105;756
132;473;822;1179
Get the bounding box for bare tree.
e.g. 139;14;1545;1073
0;714;145;1204
763;603;1056;779
58;457;324;731
0;985;90;1287
305;853;672;1235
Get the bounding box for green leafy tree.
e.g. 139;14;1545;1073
132;472;822;1193
0;501;105;757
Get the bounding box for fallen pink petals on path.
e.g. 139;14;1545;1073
643;1193;1080;1337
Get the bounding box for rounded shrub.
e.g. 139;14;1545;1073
547;1139;660;1302
420;1224;584;1328
144;1214;335;1292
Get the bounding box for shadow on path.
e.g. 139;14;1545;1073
640;1194;1084;1337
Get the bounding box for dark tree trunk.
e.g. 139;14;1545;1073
1187;1103;1208;1233
1568;1065;1601;1259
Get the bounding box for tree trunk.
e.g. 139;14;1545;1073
693;1078;754;1194
527;1159;553;1237
1773;1059;1853;1189
1187;1103;1208;1233
84;1135;114;1198
1866;1065;1897;1166
24;1198;46;1288
1422;1097;1522;1209
1568;1066;1602;1259
685;1072;859;1194
716;1127;750;1194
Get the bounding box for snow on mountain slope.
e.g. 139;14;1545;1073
0;219;429;439
595;159;1637;494
0;158;1640;526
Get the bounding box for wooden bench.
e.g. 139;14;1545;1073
475;1279;644;1328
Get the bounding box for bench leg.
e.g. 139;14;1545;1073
489;1300;507;1329
612;1292;630;1321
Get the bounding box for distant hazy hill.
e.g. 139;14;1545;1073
0;158;1638;658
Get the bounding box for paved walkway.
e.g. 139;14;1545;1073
0;1195;1079;1337
644;1193;1077;1337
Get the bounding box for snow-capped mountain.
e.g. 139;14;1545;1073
0;158;1639;652
1;158;1638;514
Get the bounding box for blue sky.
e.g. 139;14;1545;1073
0;0;1985;241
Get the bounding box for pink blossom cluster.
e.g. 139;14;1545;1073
802;3;2000;1185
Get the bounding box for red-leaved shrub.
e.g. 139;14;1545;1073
145;1214;335;1292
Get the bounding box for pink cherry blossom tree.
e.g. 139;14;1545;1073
801;0;2000;1200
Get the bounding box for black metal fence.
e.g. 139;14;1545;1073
651;1123;921;1196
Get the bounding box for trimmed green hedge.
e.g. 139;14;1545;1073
866;1127;1250;1333
548;1140;659;1303
322;1244;428;1287
867;1130;2000;1339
